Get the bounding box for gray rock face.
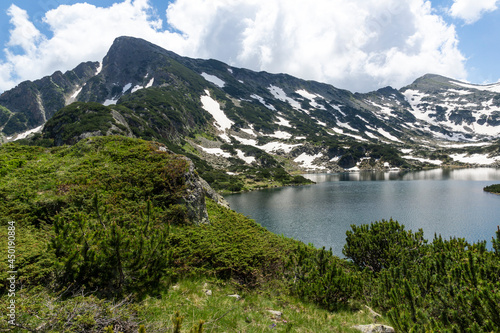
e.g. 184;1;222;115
0;61;100;135
154;144;229;225
182;155;230;224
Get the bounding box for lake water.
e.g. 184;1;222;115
225;168;500;257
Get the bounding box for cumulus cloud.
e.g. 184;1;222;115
166;0;467;92
449;0;499;24
0;0;467;93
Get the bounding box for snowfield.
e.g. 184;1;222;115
199;147;232;158
450;153;499;165
201;73;225;88
294;152;324;170
268;85;302;110
201;90;234;133
236;149;256;164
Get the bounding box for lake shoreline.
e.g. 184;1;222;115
225;167;500;257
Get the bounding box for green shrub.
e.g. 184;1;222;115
286;244;360;311
343;219;427;272
169;200;296;286
51;198;172;296
381;235;500;332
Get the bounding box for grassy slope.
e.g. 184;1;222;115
0;202;384;333
0;136;387;332
2;135;500;332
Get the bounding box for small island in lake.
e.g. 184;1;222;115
484;184;500;194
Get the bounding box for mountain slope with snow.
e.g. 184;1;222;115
1;37;499;172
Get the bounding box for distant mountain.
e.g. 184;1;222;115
1;36;499;182
401;74;500;139
0;61;100;136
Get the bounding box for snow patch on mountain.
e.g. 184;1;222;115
129;76;155;94
403;90;427;111
294;152;323;170
199;147;232;158
239;127;256;136
356;115;369;123
201;90;234;134
332;126;367;141
344;133;368;141
313;118;327;127
95;62;103;75
131;85;143;93
268;85;302;110
236;149;256;164
446;88;470;96
438;142;491;148
275;116;291;127
378;128;402;143
331;104;346;116
71;87;82;99
103;98;118;106
367;100;393;116
233;136;258;146
266;131;292;139
11;125;43;141
260;141;301;153
453;81;500;93
403;155;443;165
331;127;343;135
336;120;358;132
450;153;498;165
201;73;225;88
251;94;276;110
296;89;326;110
122;83;132;93
233;134;301;154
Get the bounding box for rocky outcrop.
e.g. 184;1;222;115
352;324;395;333
155;144;229;225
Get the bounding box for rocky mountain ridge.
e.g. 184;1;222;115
1;36;499;174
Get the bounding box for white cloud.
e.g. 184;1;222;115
6;5;44;54
165;0;467;92
449;0;499;24
0;0;467;94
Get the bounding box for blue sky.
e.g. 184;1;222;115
0;0;499;93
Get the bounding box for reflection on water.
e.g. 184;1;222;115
304;168;500;182
226;168;500;257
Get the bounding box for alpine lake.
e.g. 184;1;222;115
224;168;500;257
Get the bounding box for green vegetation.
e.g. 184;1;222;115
0;105;11;128
343;219;426;273
343;220;500;332
27;89;313;193
2;113;28;136
484;183;500;194
0;136;380;331
43;102;116;145
1;136;499;332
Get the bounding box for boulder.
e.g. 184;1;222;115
154;143;229;225
352;324;395;333
180;153;230;224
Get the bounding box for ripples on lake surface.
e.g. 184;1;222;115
225;168;500;257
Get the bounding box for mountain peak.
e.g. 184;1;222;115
102;36;169;72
